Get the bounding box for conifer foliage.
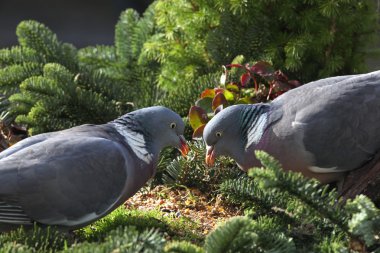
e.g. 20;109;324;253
144;0;377;91
158;149;380;252
219;151;380;252
0;1;379;252
0;5;159;135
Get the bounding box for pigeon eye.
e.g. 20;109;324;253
170;122;177;129
215;131;222;137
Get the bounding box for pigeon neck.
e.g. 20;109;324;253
240;104;270;149
236;130;272;170
111;116;156;166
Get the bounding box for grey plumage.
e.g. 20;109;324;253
0;106;188;231
204;70;380;183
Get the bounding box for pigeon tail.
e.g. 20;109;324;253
0;201;33;225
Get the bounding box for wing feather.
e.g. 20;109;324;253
0;134;129;228
285;71;380;171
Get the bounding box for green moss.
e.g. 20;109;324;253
0;225;70;252
77;207;203;245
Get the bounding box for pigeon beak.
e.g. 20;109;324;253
205;145;215;166
178;135;189;157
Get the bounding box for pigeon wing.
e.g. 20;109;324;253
286;71;380;171
0;135;131;228
0;132;55;160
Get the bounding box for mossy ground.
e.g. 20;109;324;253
0;185;242;252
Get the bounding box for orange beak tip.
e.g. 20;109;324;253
205;146;215;166
180;143;190;157
178;135;189;157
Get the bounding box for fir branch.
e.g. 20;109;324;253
0;46;44;67
8;93;36;116
16;20;78;71
345;195;380;248
219;177;288;215
164;241;205;253
77;46;117;69
115;9;140;63
161;140;241;193
160;72;220;117
0;63;42;96
204;216;296;253
249;151;349;232
64;227;165;253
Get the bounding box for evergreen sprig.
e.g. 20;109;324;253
164;241;205;253
219;177;289;217
204;216;296;253
146;0;377;92
16;20;78;71
215;151;380;250
74;227;164;253
0;46;43;67
160;72;221;117
250;150;349;232
0;225;67;252
345;195;380;248
161;140;241;193
0;4;161;135
8;63;120;134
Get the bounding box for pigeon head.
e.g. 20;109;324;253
114;106;189;157
203;105;246;167
139;106;188;155
203;104;269;170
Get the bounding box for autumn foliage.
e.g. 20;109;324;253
188;61;301;138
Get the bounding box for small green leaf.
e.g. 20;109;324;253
236;97;253;104
241;88;256;97
226;83;240;93
188;106;208;130
223;89;235;102
195;97;213;114
212;93;228;111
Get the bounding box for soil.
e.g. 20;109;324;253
124;185;243;236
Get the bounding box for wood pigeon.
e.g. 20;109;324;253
0;106;189;231
203;71;380;184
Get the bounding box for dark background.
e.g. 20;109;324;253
0;0;152;48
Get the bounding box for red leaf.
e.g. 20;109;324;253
214;104;224;114
250;61;273;76
272;80;292;92
240;72;250;87
192;124;206;139
214;88;224;94
212;93;228;111
274;70;288;83
288;80;302;88
269;90;286;100
201;89;216;98
225;63;244;69
188;106;208;130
